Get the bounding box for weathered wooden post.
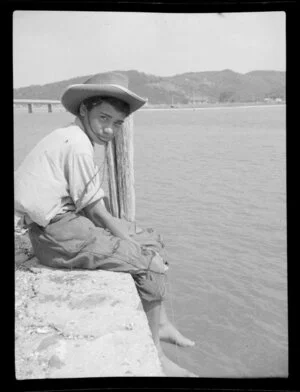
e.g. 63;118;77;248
105;140;120;218
105;115;135;221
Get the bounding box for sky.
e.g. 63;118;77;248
13;11;286;88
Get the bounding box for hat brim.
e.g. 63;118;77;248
61;84;147;116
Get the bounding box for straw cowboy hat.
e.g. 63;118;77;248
61;72;147;116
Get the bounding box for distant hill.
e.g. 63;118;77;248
13;69;285;104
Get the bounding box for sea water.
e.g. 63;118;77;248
14;105;287;377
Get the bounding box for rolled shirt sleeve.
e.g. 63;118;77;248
68;149;105;213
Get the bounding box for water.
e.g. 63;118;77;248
14;105;287;377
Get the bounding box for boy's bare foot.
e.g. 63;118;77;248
159;322;195;347
160;353;197;377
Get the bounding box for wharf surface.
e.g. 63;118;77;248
15;232;164;379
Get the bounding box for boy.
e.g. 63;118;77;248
15;72;196;377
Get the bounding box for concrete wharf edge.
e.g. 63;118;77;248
15;233;164;379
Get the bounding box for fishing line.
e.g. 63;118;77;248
77;117;184;369
161;246;182;366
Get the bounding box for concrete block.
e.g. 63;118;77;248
15;234;164;379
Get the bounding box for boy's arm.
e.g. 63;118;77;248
83;199;137;244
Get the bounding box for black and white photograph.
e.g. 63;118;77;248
13;10;287;380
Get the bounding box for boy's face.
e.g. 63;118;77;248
81;101;127;145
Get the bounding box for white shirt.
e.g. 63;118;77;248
14;119;105;227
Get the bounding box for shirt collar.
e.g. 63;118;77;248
74;117;95;147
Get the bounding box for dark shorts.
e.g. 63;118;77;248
28;212;168;302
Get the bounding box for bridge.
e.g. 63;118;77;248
13;99;63;113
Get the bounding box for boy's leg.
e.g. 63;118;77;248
141;299;197;377
159;303;195;347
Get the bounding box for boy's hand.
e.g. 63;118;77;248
84;201;141;244
110;216;131;236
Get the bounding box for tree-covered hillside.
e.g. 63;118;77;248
14;69;285;104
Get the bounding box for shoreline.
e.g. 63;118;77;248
142;103;285;111
13;102;285;114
